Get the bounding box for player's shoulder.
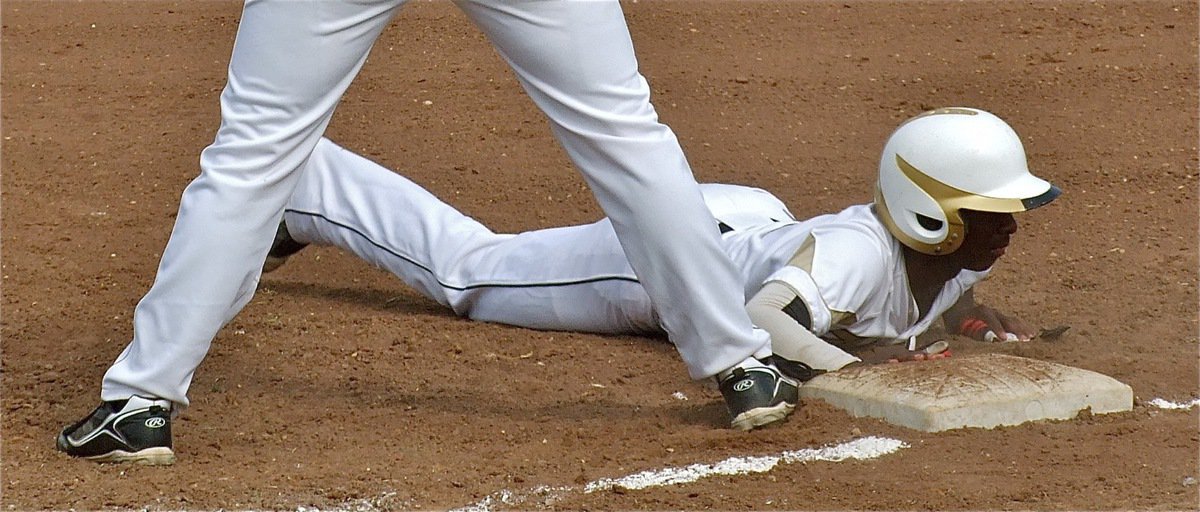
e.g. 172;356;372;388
699;182;774;194
699;183;785;205
807;204;896;270
701;182;795;230
811;205;892;246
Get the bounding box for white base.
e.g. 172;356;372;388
799;353;1133;432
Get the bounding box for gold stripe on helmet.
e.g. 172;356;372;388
896;155;1029;214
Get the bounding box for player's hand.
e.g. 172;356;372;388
954;304;1036;342
849;340;951;366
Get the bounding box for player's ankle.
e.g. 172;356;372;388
717;355;770;382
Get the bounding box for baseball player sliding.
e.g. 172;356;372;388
59;1;798;465
264;107;1058;388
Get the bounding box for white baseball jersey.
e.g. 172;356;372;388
102;1;771;407
279;139;988;366
746;206;989;358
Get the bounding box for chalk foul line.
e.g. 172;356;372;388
1148;397;1200;410
452;436;907;512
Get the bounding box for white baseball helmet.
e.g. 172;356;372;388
875;107;1061;255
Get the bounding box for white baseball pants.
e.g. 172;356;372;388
286;138;663;335
102;0;770;409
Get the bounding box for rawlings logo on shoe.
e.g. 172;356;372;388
733;379;754;392
144;417;167;429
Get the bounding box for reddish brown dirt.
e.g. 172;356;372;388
3;1;1197;510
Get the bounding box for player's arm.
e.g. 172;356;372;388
942;288;1037;342
744;236;863;374
745;280;860;375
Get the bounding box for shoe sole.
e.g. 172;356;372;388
731;401;795;431
83;447;176;466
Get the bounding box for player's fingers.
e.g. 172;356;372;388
975;308;1012;342
922;340;950;354
983;330;1020;342
960;317;1009;341
999;315;1037;341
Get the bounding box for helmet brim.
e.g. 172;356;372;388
1020;183;1061;210
971;173;1060;212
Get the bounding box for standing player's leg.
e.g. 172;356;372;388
280;139;660;334
58;0;408;464
454;1;795;429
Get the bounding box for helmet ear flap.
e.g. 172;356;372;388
876;169;962;255
878;166;969;256
936;211;966;255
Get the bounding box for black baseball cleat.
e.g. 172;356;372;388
56;396;175;465
263;219;308;274
717;363;799;431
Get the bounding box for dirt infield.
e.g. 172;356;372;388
2;1;1197;510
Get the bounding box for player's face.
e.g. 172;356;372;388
953;209;1018;271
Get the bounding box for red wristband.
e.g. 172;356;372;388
959;317;988;338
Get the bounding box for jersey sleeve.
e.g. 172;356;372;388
745;280;861;371
757;226;890;336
